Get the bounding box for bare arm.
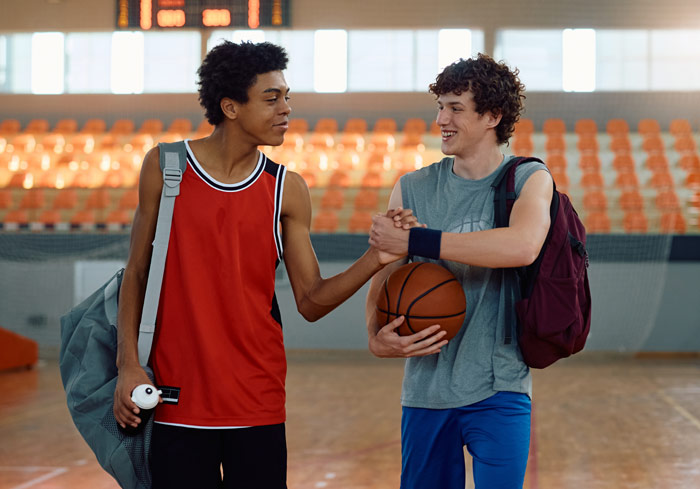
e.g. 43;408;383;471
369;170;553;268
365;182;448;358
113;147;163;429
281;170;396;322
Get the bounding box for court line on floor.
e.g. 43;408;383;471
658;390;700;431
0;467;69;489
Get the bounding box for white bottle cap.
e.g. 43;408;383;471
131;384;162;410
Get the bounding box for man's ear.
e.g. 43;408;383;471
220;98;238;121
487;110;503;128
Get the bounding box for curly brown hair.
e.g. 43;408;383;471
429;54;525;145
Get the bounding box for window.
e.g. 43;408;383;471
562;29;595;92
65;33;112;93
348;31;414;92
143;31;200;92
596;30;649;91
314;30;347;93
111;32;144;94
650;30;700;90
495;30;563;91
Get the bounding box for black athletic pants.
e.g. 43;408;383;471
151;422;287;489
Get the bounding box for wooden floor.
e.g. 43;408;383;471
1;350;699;489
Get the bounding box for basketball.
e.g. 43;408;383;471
376;262;467;341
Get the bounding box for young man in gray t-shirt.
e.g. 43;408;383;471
366;54;553;489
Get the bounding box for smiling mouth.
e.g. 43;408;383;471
442;130;457;139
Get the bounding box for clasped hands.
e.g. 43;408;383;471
369;207;425;259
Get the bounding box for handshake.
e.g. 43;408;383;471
368;208;426;263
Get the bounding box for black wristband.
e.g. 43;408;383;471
408;227;442;259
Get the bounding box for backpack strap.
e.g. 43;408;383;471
137;141;188;366
491;156;545;345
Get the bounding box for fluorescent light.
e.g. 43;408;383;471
563;29;596;92
314;30;347;93
31;33;64;94
111;32;144;94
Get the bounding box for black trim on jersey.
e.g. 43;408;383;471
271;158;286;260
185;146;265;192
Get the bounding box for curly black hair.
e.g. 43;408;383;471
197;41;289;126
429;54;525;145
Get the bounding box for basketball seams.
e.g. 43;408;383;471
396;262;425;334
405;278;463;319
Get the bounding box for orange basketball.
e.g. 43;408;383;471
376;262;467;341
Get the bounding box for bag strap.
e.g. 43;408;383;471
492;156;544;345
137;141;188;366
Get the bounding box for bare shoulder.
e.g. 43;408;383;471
281;170;311;216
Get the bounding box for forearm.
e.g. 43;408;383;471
298;247;384;322
439;227;541;268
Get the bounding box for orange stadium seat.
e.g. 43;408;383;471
585;211;611;233
669;119;692;136
312;210;339;233
609;136;632;153
400;132;424;151
612;154;636;172
577;135;599;153
314;118;338;133
619;190;645;211
430;120;441;136
195;120;214;136
109;119;135;135
645;154;669;172
512;136;533;155
679;154;700;171
580;172;605;189
105;209;131;228
641;135;665;153
654;189;680;211
545;135;566;153
551;170;570;190
300;171;317;188
648;171;674;189
674;136;697;153
685;170;700;189
343;118;368;134
0;190;12;208
0;119;22;135
348;210;373;233
606;119;629;136
579;154;601;172
547;154;567;172
637;119;660;136
659;211;686;234
18;189;45;210
543;118;565;134
166;118;193;134
288;119;309;134
354;189;379;211
24;119;50;134
615;172;640;189
373;118;398;133
582;190;608;211
320;188;345;209
403;118;427;134
514;118;534;136
361;171;383;188
53;189;78;210
81;118;107;134
85;188;111;210
623;211;648;233
138;119;164;135
70;209;96;228
328;171;351;188
53;119;78;134
574;119;597;135
36;209;62;227
4;209;29;225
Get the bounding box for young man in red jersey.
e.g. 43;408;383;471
112;41;440;489
366;54;553;489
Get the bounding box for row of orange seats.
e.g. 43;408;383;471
514;117;697;136
585;209;692;234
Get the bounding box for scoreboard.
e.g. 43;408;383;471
116;0;290;29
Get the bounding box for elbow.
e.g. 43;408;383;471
296;299;324;323
518;242;542;267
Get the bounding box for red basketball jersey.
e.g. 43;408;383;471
151;141;287;427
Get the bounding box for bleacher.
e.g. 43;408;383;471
0;116;698;234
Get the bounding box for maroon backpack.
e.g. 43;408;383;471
493;156;591;368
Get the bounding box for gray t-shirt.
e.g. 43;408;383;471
399;155;548;409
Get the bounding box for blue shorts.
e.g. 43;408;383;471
401;391;531;489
